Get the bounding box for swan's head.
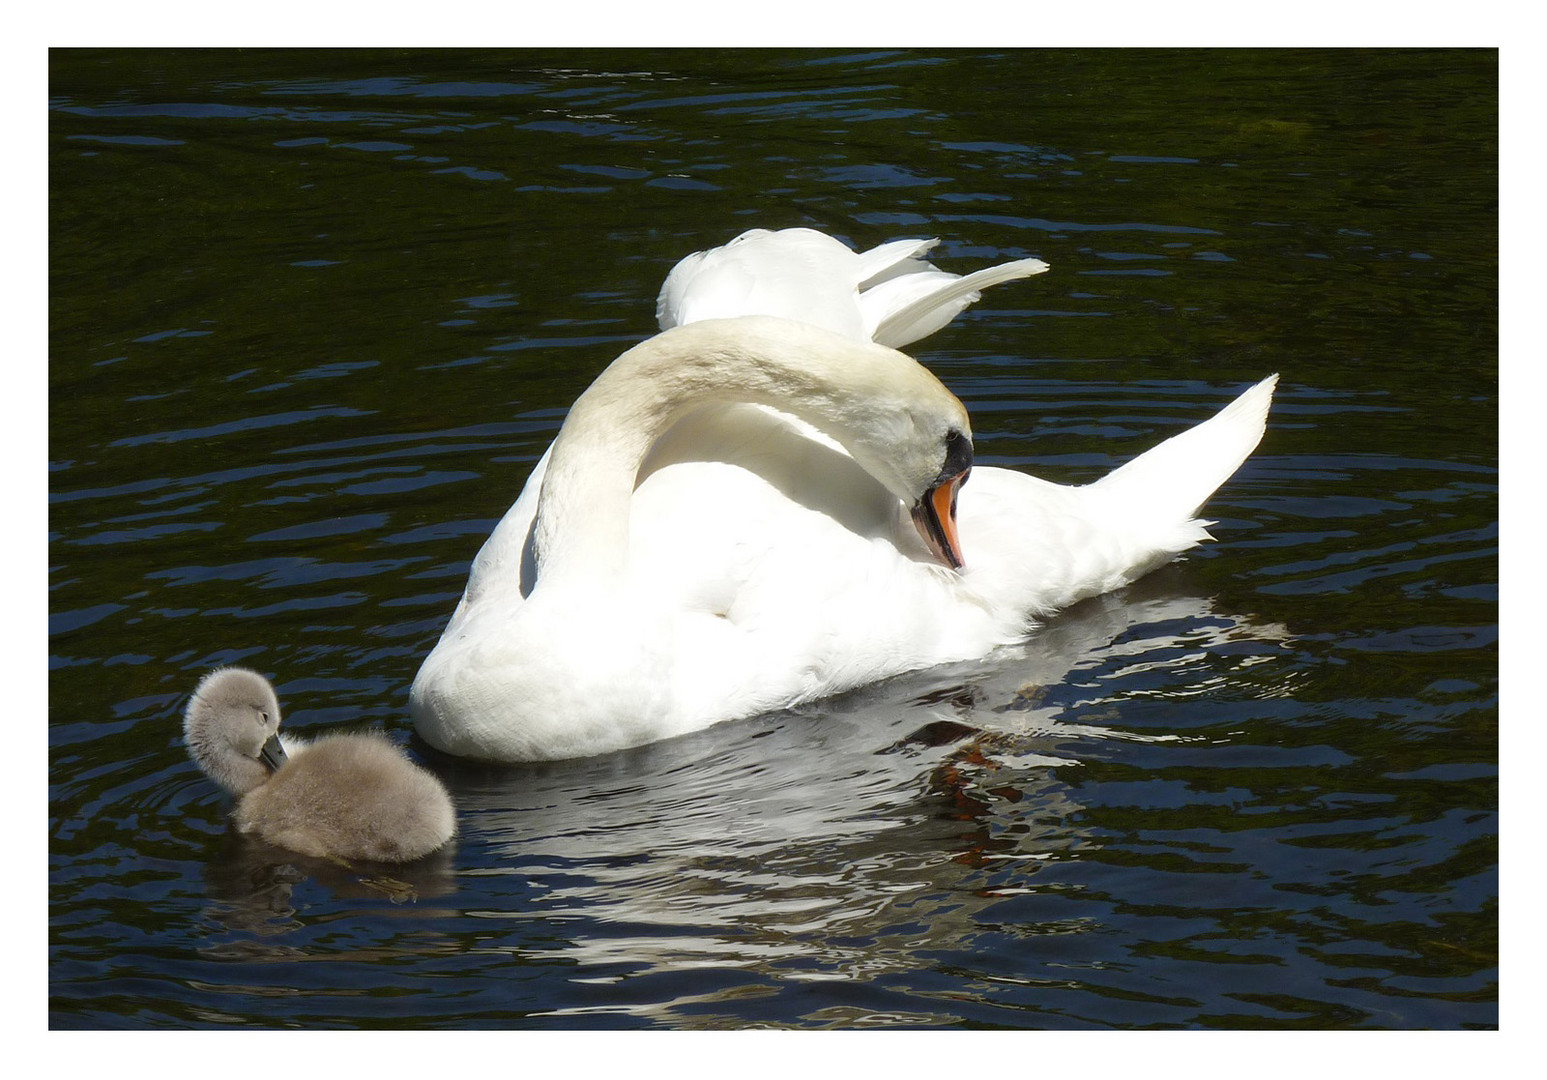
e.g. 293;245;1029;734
808;373;973;570
183;667;290;795
787;326;974;570
908;426;973;570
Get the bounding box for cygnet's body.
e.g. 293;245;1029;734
183;667;455;863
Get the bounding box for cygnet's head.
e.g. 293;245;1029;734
183;667;290;796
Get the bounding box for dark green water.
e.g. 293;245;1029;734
49;48;1497;1029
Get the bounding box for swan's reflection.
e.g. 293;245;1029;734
433;577;1289;1023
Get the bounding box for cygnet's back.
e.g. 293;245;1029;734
236;731;456;863
183;666;455;864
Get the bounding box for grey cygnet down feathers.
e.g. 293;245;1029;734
183;667;455;863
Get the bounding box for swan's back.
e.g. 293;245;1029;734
234;731;455;863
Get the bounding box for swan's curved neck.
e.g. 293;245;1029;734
530;316;958;583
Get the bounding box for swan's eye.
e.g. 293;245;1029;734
940;428;973;483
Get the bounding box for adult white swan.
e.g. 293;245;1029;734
410;229;1276;762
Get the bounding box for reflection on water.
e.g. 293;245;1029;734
49;48;1496;1030
168;584;1306;1026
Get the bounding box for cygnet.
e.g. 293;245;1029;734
183;666;456;863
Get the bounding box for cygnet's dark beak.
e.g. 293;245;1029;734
911;430;972;570
258;733;288;773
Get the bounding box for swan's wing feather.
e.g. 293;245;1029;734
450;444;551;624
656;227;868;339
658;228;1046;348
655;248;712;329
865;257;1051;348
852;236;939;287
656;248;760;329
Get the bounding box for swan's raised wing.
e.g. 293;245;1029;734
656;228;870;339
657;227;1046;347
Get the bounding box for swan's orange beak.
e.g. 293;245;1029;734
911;469;969;570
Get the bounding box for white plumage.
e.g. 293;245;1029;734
657;227;1050;348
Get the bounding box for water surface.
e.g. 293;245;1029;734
49;48;1497;1029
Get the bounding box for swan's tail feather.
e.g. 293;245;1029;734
866;258;1051;349
1090;374;1278;523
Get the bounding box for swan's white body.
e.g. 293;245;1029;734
410;228;1276;762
